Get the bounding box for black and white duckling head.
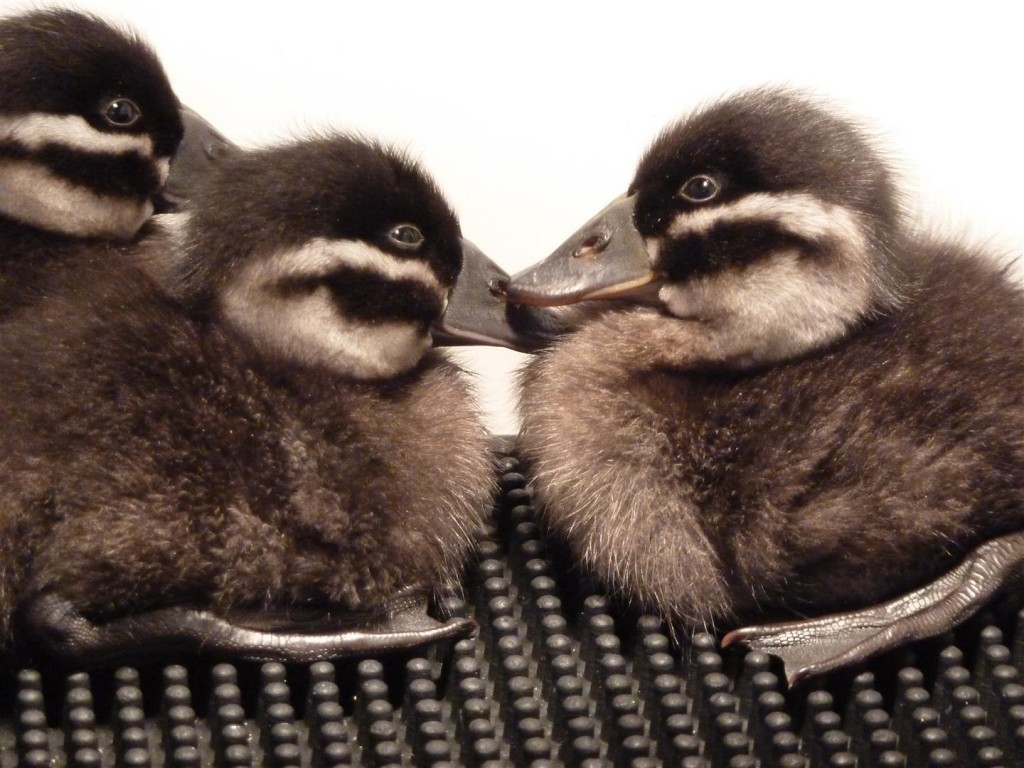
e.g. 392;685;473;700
0;8;182;240
175;135;466;379
0;133;508;666
510;87;907;368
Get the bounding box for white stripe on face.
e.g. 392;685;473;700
666;191;868;251
240;237;444;291
650;192;884;366
0;112;156;158
0;158;153;239
221;239;444;379
657;247;876;365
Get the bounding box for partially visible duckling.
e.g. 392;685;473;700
509;87;1024;683
0;133;513;665
0;9;186;318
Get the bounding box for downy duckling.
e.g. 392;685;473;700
0;8;185;318
508;87;1024;684
0;133;517;666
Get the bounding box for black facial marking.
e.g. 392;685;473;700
0;141;160;201
656;221;810;280
282;268;443;328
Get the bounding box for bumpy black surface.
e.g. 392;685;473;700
1;447;1021;767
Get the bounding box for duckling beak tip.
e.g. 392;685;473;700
431;240;558;351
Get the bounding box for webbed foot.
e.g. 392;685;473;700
23;587;476;666
723;530;1024;686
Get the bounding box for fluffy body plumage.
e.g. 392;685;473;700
0;135;493;648
0;9;182;318
516;89;1024;631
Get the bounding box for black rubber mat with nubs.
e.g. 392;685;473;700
2;446;1022;767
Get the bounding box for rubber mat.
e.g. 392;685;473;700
1;447;1021;767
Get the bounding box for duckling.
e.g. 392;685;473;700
0;8;183;318
0;133;511;666
508;87;1024;684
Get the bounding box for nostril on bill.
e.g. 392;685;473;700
572;230;611;260
488;277;509;298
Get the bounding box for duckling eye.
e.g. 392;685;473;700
679;175;720;203
103;98;142;127
388;224;425;251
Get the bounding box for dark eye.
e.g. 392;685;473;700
388;224;425;251
103;98;142;127
679;175;720;203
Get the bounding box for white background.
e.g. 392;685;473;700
5;1;1021;434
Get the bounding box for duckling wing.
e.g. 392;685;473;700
723;530;1024;686
23;589;475;667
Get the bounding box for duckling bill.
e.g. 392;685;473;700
510;87;1024;685
0;132;517;667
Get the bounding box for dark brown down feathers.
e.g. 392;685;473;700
0;256;493;640
0;137;494;645
519;243;1023;629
